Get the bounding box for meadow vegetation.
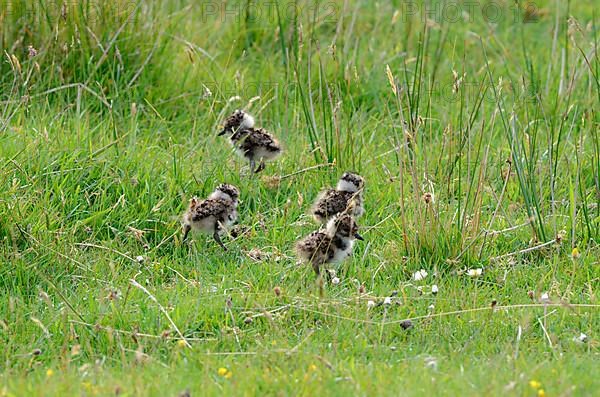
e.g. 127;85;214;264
0;0;598;395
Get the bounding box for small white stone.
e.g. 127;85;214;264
431;285;439;294
135;255;144;263
413;269;428;281
331;277;340;285
367;300;376;309
467;268;483;277
383;297;392;305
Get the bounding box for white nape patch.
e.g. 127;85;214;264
325;217;338;236
240;113;255;129
208;190;232;201
331;239;354;263
336;179;358;192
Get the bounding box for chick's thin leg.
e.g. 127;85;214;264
182;224;191;242
213;231;228;251
312;262;321;275
254;158;266;173
325;269;334;282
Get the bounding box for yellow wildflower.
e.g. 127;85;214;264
177;339;187;348
224;371;233;379
308;364;317;372
217;367;229;376
46;369;54;378
538;389;546;397
571;247;580;259
529;380;542;389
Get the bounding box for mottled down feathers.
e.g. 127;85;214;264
218;110;281;173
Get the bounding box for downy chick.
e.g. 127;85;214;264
296;214;364;276
182;184;240;251
311;172;365;223
218;110;282;173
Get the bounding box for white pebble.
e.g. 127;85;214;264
331;277;340;285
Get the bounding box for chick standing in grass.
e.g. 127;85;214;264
311;172;365;223
296;213;364;276
182;184;240;251
218;110;282;173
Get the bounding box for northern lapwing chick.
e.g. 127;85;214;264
311;172;365;223
182;184;240;251
218;110;282;173
296;214;364;276
219;109;256;135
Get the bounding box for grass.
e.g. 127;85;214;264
1;0;599;395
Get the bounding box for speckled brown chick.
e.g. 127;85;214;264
182;184;240;251
296;214;364;276
218;110;282;173
311;172;365;223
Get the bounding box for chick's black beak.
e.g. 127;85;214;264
218;129;227;136
354;233;364;241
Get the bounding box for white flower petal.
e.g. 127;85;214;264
431;285;439;294
383;297;392;305
413;269;428;281
331;277;340;285
467;268;483;277
367;300;376;309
